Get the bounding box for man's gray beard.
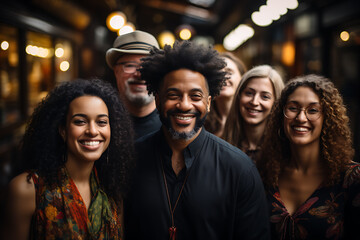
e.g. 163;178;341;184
125;89;154;107
167;127;198;141
124;79;154;107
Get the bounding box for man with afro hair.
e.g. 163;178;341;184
124;41;270;240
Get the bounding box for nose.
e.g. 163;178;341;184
176;96;192;111
86;122;98;136
250;94;260;105
296;109;308;122
133;68;141;78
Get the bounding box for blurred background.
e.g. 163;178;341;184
0;0;359;192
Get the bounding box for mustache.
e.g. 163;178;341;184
167;109;201;117
127;78;146;85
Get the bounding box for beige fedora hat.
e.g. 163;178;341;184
106;30;159;69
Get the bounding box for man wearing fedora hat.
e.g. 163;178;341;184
106;30;162;139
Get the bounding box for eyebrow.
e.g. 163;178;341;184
116;61;139;65
166;88;205;94
71;113;109;119
246;87;273;95
287;100;320;105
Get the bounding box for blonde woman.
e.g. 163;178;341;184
222;65;284;162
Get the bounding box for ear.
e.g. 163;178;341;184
207;95;211;112
59;126;66;141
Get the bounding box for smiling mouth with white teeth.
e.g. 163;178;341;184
80;141;100;146
247;108;261;113
175;115;193;120
292;127;309;132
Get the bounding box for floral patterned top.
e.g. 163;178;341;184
30;167;122;239
267;161;360;240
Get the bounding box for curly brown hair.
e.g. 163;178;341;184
19;78;135;201
257;74;354;187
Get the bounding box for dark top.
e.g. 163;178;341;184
132;109;162;140
124;128;270;240
267;161;360;240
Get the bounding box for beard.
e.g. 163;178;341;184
124;78;154;107
159;108;208;141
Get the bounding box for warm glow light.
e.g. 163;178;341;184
1;41;9;50
118;23;135;36
26;45;51;58
340;31;350;41
106;12;126;32
281;41;295;66
55;47;64;57
252;0;298;27
158;31;176;48
60;61;70;71
179;29;192;40
38;47;49;58
223;24;254;51
252;11;272;27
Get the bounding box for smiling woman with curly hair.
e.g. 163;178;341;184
257;74;360;239
2;78;135;240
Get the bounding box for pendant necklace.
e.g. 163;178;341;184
161;156;190;240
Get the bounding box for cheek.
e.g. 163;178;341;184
66;126;82;140
263;100;275;112
232;76;241;89
161;100;175;116
239;94;249;105
104;128;111;146
283;119;291;138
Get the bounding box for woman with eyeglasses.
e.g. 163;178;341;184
257;75;360;239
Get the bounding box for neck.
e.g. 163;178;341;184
213;97;233;137
163;127;201;176
215;96;233;120
242;121;267;150
163;127;201;153
289;142;321;173
126;100;156;118
65;157;94;184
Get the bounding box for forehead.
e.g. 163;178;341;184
244;77;274;93
224;58;238;70
116;54;147;63
161;69;209;94
287;86;319;104
68;96;108;115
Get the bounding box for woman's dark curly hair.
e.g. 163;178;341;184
20;78;135;201
257;74;354;187
140;40;227;98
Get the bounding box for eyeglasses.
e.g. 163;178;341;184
115;62;140;74
283;103;322;121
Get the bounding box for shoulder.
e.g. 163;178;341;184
135;130;160;149
204;132;255;171
9;173;35;199
206;132;250;160
8;172;36;214
343;161;360;188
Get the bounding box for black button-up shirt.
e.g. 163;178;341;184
124;128;270;240
132;109;162;140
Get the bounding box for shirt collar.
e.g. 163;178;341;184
159;128;207;170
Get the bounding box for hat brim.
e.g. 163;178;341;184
106;48;150;69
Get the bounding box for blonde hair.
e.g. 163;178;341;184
222;65;284;148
